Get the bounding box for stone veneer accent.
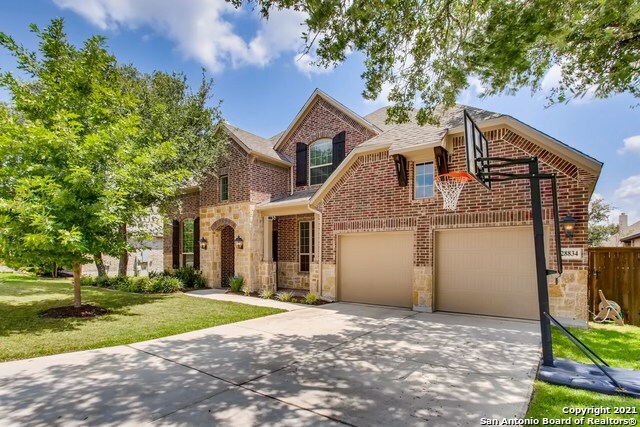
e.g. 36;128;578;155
259;261;276;292
277;262;310;290
413;266;433;312
549;269;589;326
199;202;264;289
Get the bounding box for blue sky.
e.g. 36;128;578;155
1;0;639;224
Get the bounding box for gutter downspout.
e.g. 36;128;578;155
308;204;323;298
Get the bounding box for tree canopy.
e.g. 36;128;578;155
0;19;224;305
588;197;619;246
233;0;640;124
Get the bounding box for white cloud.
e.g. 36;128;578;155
293;50;334;77
53;0;308;73
614;175;640;202
618;135;640;155
539;64;596;105
363;81;392;107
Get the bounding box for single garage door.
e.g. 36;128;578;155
435;227;539;320
338;232;413;308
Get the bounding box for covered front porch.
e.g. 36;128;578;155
257;191;321;295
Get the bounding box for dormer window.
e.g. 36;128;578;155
309;139;333;185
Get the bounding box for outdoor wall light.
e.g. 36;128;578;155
199;237;208;250
561;214;577;238
234;236;244;249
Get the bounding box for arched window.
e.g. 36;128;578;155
309;139;332;185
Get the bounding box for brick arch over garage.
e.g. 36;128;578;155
211;218;237;231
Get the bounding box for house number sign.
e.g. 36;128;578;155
561;247;582;260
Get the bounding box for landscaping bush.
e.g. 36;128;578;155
94;275;111;288
259;289;274;299
108;276;130;291
242;287;251;296
228;275;244;292
80;276;95;287
148;275;184;293
126;277;151;293
276;291;293;302
173;267;206;289
304;293;318;305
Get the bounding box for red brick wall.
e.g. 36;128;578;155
275;214;314;262
249;159;290;203
319;127;596;271
200;140;250;207
280;98;377;192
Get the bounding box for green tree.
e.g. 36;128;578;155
0;20;224;306
111;68;224;276
233;0;640;124
588;197;619;246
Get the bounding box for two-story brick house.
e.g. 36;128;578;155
165;89;602;325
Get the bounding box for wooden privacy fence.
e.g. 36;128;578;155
588;247;640;326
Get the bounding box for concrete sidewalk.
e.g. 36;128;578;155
0;303;541;426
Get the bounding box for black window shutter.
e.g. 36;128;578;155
172;220;180;269
296;143;307;186
193;217;200;270
332;131;346;170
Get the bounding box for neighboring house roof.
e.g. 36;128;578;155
224;123;291;167
621;231;640;243
273;89;382;151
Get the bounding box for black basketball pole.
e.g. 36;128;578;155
529;158;554;366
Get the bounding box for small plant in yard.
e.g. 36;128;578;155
79;276;95;287
242;287;251;296
228;275;244;292
173;267;206;289
304;293;318;305
259;289;274;299
276;291;294;302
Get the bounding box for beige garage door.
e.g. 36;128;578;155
338;232;413;308
435;227;539;320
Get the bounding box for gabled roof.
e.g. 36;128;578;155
223;123;291;167
273;89;382;150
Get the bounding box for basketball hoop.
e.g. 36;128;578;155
435;172;472;210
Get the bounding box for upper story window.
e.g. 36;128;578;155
182;219;195;267
309;139;333;185
220;175;229;201
415;162;434;199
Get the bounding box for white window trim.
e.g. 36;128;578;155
414;162;435;200
299;220;315;273
220;175;229;202
309;139;332;186
181;218;195;267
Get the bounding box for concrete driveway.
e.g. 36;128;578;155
0;303;541;426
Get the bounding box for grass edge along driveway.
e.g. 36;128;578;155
527;323;640;422
0;273;284;362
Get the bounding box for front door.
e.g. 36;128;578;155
220;226;235;287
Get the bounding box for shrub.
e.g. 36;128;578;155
148;270;171;279
259;289;274;299
304;293;318;305
109;275;130;291
173;267;205;289
242;287;251;296
228;275;244;292
127;277;151;293
148;276;184;293
276;291;294;302
94;275;111;288
80;276;95;287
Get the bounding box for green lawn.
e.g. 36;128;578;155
527;323;640;421
0;273;284;362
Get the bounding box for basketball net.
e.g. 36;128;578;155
434;172;472;211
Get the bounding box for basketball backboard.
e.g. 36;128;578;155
463;110;491;189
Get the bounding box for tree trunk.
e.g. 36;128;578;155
118;223;128;276
94;253;107;277
73;262;82;308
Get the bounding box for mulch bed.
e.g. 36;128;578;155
225;290;332;306
40;304;111;318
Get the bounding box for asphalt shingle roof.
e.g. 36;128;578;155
224;123;290;164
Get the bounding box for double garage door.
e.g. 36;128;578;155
337;227;539;319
